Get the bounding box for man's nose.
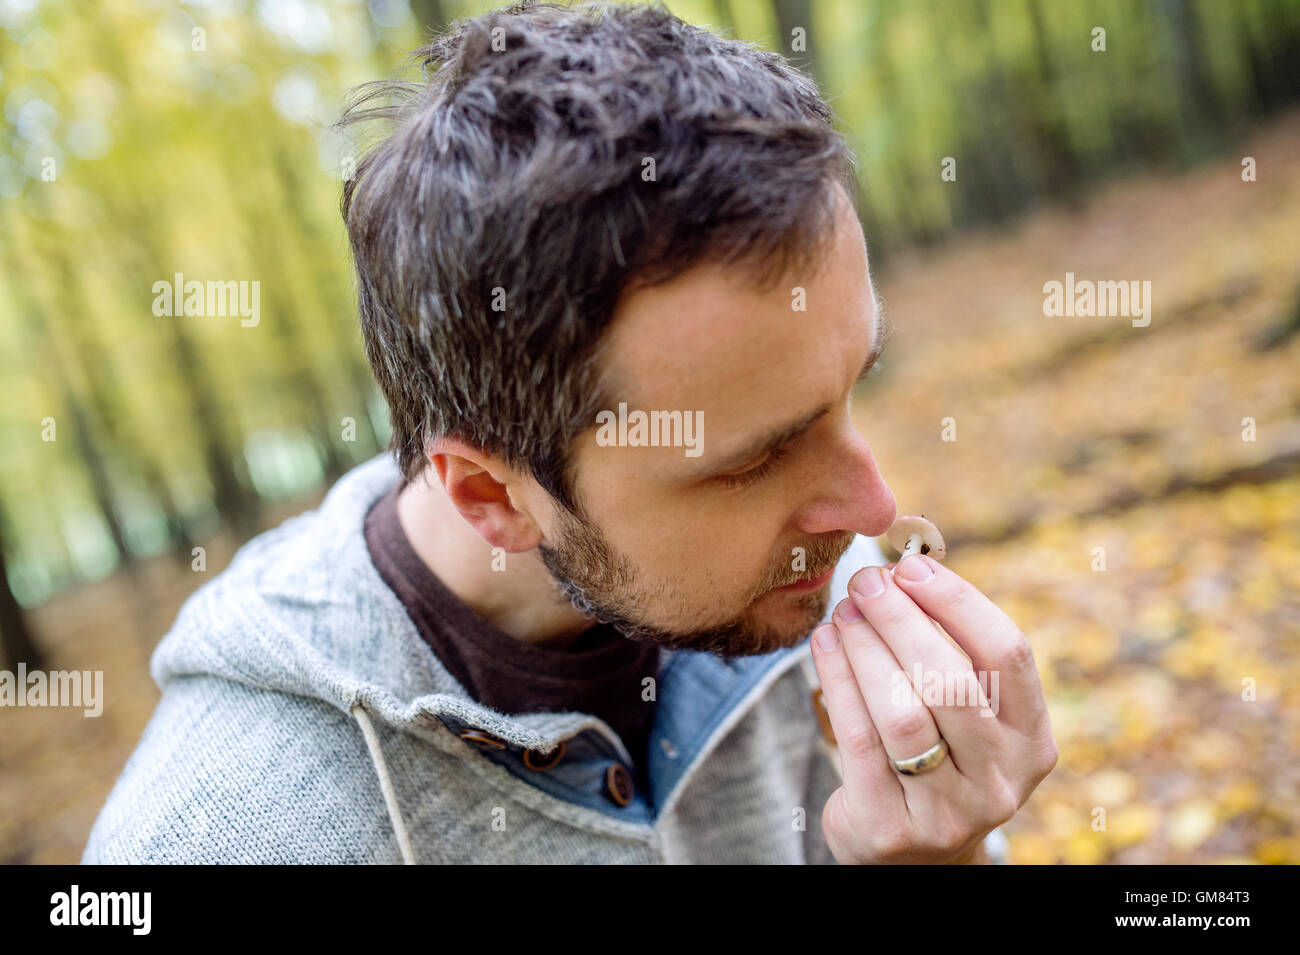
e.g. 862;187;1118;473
795;425;896;539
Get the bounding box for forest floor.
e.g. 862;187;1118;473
856;112;1300;864
4;111;1298;865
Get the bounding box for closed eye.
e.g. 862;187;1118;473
857;359;884;384
715;445;792;489
856;301;893;384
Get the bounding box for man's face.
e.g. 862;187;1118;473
534;183;897;657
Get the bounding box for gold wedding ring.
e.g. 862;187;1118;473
890;738;949;776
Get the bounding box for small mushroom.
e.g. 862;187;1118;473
885;514;946;561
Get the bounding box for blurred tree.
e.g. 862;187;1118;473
411;0;453;39
772;0;821;89
88;25;263;540
26;305;136;579
0;509;44;670
5;0;1300;610
1020;0;1083;208
1159;0;1224;162
267;148;383;467
35;228;198;566
709;0;736;35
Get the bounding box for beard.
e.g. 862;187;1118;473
536;504;856;658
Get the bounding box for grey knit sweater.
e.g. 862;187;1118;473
81;451;1008;864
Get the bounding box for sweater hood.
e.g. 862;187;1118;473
150;452;652;760
148;453;887;862
153;452;885;757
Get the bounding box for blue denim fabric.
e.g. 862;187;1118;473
440;642;803;823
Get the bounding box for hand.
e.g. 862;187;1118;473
809;554;1058;864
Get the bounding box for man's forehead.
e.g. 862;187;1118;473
599;209;874;412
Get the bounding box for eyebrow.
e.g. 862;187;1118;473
701;299;891;477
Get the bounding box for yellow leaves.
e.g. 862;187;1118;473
1180;728;1238;772
1067;623;1119;670
858;297;1295;865
1216;658;1280;701
990;592;1039;632
1167;801;1219;852
1043;803;1083;840
1025;521;1084;563
1264;478;1300;520
1162;627;1227;679
1081;587;1134;633
1036;792;1251;860
1086;768;1137;805
1063;829;1108;865
1117;707;1159;748
1216;780;1260;818
1045;695;1088;740
854;130;1300;868
1006;831;1055;865
1111;669;1177;730
1239;573;1282;611
1177;538;1230;576
1135;600;1182;642
1127;529;1171;572
1060;737;1109;773
1218;484;1270;530
1107;804;1161;851
1253;838;1300;865
1264;532;1300;589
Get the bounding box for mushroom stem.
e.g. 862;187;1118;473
901;532;924;559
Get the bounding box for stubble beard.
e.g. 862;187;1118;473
536;504;855;658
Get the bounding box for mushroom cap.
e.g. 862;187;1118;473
885;515;947;560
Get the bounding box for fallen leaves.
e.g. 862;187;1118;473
862;114;1300;864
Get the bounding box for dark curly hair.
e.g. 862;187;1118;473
338;0;856;514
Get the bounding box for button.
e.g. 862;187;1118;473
605;763;634;806
523;740;566;771
460;728;507;750
811;688;836;745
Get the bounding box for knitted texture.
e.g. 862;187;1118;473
81;452;1007;864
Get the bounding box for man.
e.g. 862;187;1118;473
83;0;1055;864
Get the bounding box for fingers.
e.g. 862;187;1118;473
827;603;974;831
829;600;947;770
890;554;1046;734
808;622;903;813
842;565;1001;777
847;565;975;686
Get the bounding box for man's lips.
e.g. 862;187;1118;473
770;566;835;594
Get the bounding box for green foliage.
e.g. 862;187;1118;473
1;0;1298;603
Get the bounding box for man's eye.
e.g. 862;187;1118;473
716;446;791;489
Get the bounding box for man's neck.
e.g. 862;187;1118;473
394;474;596;650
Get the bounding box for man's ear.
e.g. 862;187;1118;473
426;436;543;553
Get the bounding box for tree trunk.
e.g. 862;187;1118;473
771;0;821;89
0;511;45;671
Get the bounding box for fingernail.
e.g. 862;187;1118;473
835;597;864;622
850;566;886;599
896;555;934;582
813;623;839;652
